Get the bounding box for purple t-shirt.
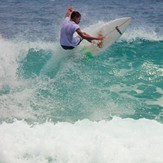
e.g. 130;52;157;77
60;17;81;47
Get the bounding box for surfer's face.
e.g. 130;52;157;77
74;16;81;24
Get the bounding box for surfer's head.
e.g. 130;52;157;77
71;11;81;24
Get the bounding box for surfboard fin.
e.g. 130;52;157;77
115;26;122;35
80;47;94;59
84;51;94;59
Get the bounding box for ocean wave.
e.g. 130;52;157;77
0;34;162;123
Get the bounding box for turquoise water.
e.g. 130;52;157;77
0;0;163;162
13;39;163;122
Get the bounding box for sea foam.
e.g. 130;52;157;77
0;117;163;163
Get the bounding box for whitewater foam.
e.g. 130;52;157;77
0;118;163;163
122;26;163;41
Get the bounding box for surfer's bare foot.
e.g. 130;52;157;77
97;33;104;48
97;41;103;48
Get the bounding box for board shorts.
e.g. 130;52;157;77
61;37;83;50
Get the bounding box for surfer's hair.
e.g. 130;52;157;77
71;11;81;19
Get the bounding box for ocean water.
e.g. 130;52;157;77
0;0;163;163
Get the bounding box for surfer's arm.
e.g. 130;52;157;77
65;5;72;18
76;29;104;42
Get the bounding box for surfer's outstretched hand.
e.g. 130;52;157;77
65;5;73;17
67;4;72;12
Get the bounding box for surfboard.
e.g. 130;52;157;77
79;17;132;58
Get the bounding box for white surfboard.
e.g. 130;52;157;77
79;17;132;58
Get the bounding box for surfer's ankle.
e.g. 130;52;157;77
97;41;103;48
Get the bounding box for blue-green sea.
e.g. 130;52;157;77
0;0;163;162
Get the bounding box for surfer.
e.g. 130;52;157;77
60;5;104;50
